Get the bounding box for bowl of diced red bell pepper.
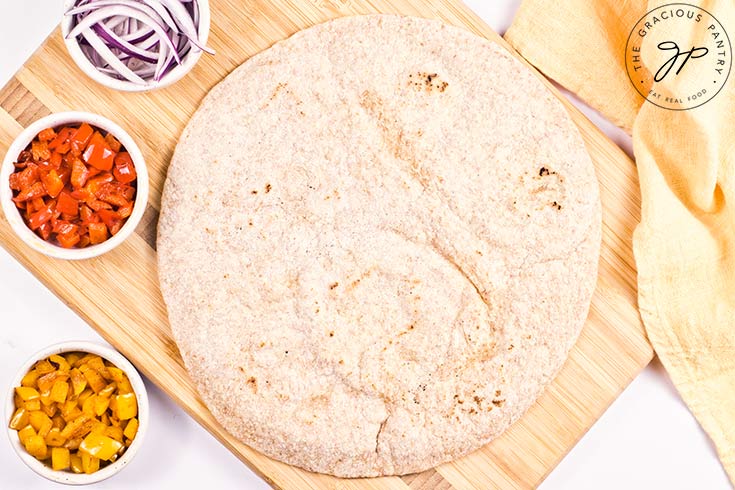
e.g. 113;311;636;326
0;112;148;259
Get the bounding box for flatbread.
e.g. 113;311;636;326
157;15;601;477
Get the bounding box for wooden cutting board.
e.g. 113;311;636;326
0;1;653;488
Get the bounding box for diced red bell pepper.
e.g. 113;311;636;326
9;164;39;191
37;222;52;241
49;127;74;154
70;123;93;156
40;169;64;198
83;132;116;171
113;152;137;184
57;232;80;249
88;199;112;211
13;182;46;202
28;202;55;230
37;128;56;142
104;133;122;152
30;197;45;213
49;152;62;169
109;221;123;235
87;222;108;245
31;140;51;161
95;182;135;207
79;205;96;223
97;209;120;229
53;221;79;236
117;202;133;219
56;191;79;216
85;173;114;194
70;158;89;189
11;123;134;249
57;163;71;186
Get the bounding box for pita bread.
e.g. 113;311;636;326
158;14;601;477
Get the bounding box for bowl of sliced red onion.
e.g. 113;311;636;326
61;0;213;92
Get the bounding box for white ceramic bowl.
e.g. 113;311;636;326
5;341;149;485
0;111;149;260
60;0;211;92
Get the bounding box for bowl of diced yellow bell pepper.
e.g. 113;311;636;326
5;341;148;484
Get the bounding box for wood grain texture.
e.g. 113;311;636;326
0;1;652;489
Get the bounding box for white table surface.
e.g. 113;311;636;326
0;1;730;489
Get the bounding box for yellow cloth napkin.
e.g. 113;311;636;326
506;0;735;482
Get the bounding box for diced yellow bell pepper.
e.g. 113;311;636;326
50;380;70;404
34;359;55;374
60;414;92;439
29;411;53;438
8;407;29;430
74;353;97;368
114;393;137;420
18;425;36;446
49;354;71;372
81;366;106;393
97;383;116;398
70;453;83;473
24;434;48;459
24;400;41;411
87;357;111;380
108;367;133;394
39;390;53;407
81;451;99;474
123;417;138;440
40;401;57;418
79;433;123;461
61;400;82;422
118;376;133;394
107;366;124;383
64;437;82;450
82;395;96;417
94;396;110;417
21;369;40;387
70;368;87;397
90;421;107;436
45;427;66;447
37;371;69;394
105;425;124;442
51;447;70;470
15;386;40;401
77;388;93;407
65;352;82;367
11;352;136;474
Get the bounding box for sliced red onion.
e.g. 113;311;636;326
65;0;212;86
81;28;146;83
92;23;158;63
122;27;155;43
155;0;213;54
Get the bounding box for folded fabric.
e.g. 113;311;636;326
506;0;735;483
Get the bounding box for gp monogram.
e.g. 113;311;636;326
625;3;732;110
